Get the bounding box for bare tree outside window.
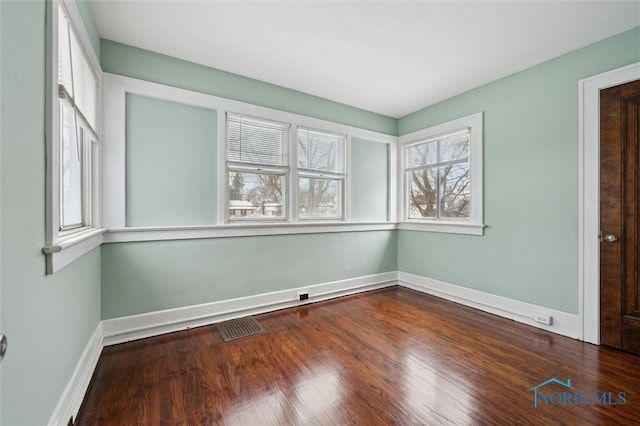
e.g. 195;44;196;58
297;128;345;219
226;114;289;220
407;131;470;220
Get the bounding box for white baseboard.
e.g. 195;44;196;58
102;271;398;346
48;322;104;426
398;271;580;339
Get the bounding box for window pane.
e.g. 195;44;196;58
438;132;469;163
227;114;289;166
407;140;437;168
298;178;341;219
439;164;470;218
228;172;285;219
60;101;83;228
297;128;345;173
408;169;437;219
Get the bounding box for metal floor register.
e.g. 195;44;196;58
217;316;265;341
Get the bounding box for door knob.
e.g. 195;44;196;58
601;233;619;243
0;334;7;362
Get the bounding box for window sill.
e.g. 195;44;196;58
43;228;106;274
103;222;396;243
398;221;486;236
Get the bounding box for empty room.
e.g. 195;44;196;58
1;0;640;424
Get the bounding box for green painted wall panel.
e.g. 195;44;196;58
126;94;217;226
101;39;397;136
101;231;397;319
397;27;640;314
350;138;388;222
0;2;102;424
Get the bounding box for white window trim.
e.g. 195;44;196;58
397;112;485;236
102;74;396;234
44;0;104;274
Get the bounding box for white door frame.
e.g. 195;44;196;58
578;62;640;344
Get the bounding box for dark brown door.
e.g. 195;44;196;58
600;79;640;354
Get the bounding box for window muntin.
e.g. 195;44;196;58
56;5;99;233
405;130;471;220
226;113;290;221
297;128;346;220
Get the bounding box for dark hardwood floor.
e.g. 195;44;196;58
76;287;640;425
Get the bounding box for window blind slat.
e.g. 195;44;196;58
297;128;345;174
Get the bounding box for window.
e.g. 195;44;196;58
297;128;346;220
226;113;290;221
400;112;483;235
225;114;348;223
44;2;103;274
57;4;98;233
406;130;470;220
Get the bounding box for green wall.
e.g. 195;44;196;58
397;27;640;314
126;94;218;226
101;231;397;319
76;0;100;58
103;42;397;322
351;138;389;221
0;2;102;424
101;39;397;135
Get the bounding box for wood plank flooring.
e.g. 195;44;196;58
76;287;640;425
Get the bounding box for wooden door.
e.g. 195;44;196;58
600;79;640;354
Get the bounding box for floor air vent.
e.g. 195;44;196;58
217;316;265;342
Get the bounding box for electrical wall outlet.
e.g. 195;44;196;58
533;313;553;325
298;292;309;301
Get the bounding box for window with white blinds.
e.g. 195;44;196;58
226;113;290;221
56;4;99;232
297;128;346;219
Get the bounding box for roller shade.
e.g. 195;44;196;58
58;5;98;130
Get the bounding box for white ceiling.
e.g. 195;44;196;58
89;1;640;118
